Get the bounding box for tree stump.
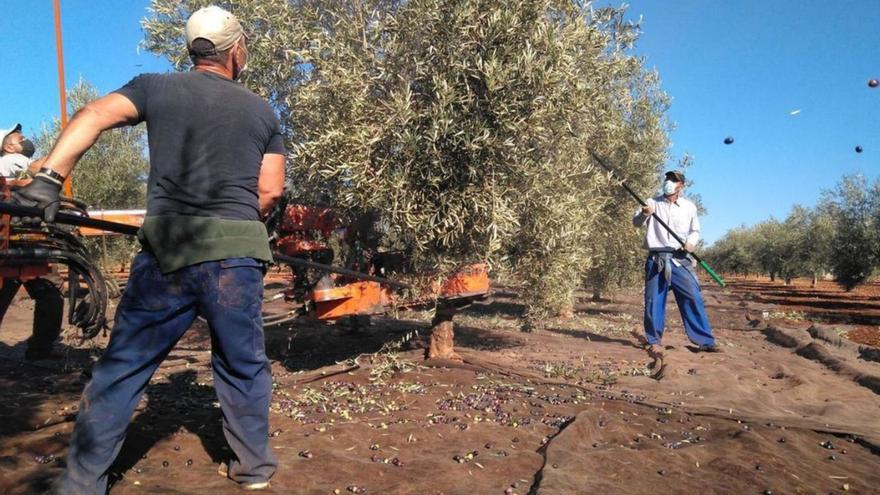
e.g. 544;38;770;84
426;305;462;361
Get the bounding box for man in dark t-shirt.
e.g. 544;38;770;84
14;6;285;493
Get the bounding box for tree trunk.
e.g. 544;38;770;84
426;305;462;361
811;274;818;287
592;290;602;302
769;272;776;282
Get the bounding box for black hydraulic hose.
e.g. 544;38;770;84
0;248;108;338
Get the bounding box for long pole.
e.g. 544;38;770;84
53;0;73;198
589;151;725;287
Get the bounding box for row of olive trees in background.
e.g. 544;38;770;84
143;0;670;317
34;80;148;271
704;174;879;290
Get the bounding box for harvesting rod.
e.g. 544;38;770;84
0;201;140;236
0;201;411;289
588;151;725;287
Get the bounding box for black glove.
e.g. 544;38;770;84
12;174;62;223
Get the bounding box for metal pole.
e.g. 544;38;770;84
53;0;73;198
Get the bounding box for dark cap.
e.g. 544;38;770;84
665;170;685;183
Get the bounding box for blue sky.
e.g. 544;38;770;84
1;0;878;244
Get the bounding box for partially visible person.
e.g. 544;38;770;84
12;5;285;494
0;123;64;361
0;268;64;361
0;123;43;178
632;170;717;357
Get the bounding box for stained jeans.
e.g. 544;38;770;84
643;253;715;347
56;252;276;494
0;277;63;353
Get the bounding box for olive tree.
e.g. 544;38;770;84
703;226;760;276
820;174;880;289
143;0;669;322
707;175;877;290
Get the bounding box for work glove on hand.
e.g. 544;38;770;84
12;175;62;223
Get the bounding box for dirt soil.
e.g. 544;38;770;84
0;275;878;494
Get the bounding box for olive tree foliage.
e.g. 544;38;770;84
706;213;816;284
34;80;148;209
819;174;880;289
703;226;759;276
34;80;148;269
705;174;877;290
143;0;669;315
803;206;835;286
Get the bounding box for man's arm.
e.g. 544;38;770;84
42;94;140;178
685;205;701;251
633;198;654;227
258;153;285;218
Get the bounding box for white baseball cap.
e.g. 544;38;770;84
0;123;22;143
185;5;245;52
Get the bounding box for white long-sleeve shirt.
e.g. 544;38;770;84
0;153;31;177
632;194;700;250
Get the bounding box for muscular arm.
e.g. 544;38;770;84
258;153;285;218
42;94;140;178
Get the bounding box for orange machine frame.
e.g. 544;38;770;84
0;178;50;283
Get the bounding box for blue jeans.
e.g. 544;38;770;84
56;252;276;494
643;254;715;347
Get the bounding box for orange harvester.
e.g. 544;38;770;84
274;205;489;320
0;179;50;284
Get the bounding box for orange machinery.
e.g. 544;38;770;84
0;177;126;337
0;179;51;284
273;204;490;321
0;191;488;330
309;264;489;320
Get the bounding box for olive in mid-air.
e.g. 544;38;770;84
869;79;879;88
723;136;734;145
855;146;864;153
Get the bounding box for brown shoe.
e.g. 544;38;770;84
218;463;271;491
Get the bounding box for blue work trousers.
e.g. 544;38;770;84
643;254;715;347
56;252;276;494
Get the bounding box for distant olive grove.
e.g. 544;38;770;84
703;174;880;290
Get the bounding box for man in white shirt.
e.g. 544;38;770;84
0;123;39;178
0;125;64;360
632;170;717;356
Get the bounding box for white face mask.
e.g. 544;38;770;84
233;38;249;80
663;180;679;196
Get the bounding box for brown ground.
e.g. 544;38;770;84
0;274;878;495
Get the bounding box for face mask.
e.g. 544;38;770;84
233;39;249;80
663;180;679;196
19;139;35;158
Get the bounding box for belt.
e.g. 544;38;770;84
648;250;695;282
